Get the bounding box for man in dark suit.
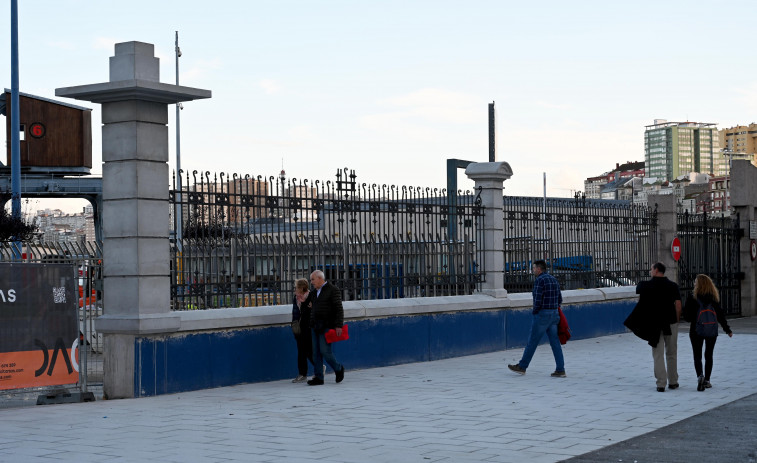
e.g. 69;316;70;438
307;270;345;386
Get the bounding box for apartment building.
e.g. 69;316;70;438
719;124;757;171
583;161;644;199
644;119;725;181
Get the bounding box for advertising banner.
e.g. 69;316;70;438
0;263;79;390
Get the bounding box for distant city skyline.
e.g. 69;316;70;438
3;0;757;213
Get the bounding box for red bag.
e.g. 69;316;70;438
557;307;571;345
325;324;349;344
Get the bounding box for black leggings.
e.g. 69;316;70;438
295;333;314;376
689;332;718;380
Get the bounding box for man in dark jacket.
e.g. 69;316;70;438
624;262;681;392
307;270;345;386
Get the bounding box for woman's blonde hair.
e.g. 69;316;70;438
294;278;310;294
693;274;720;303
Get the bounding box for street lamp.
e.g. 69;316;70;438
720;148;735;215
721;148;734;177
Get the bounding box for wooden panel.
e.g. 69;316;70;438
5;93;91;169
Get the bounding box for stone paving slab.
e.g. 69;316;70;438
0;323;755;463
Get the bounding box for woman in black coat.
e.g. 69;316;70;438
291;278;313;382
682;274;733;391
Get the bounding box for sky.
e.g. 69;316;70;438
3;0;757;213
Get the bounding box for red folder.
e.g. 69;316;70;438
325;324;349;343
558;307;571;345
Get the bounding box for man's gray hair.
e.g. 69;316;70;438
311;269;325;279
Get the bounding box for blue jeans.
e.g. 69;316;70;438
311;329;343;380
518;310;565;372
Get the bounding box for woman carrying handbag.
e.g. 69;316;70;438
291;278;314;383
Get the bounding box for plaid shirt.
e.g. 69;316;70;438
532;271;562;314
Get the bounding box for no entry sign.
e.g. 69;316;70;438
671;237;681;261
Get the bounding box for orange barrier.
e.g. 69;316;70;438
78;287;98;308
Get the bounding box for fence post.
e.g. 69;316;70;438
56;41;211;398
465;162;513;297
648;193;678;284
730;159;757;317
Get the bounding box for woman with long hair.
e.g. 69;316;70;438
683;274;733;391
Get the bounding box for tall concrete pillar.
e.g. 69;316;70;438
648;193;677;283
56;41;211;398
730;159;757;317
465;162;513;298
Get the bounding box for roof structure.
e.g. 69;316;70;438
0;88;91;116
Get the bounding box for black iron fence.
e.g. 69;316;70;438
170;168;484;310
677;211;742;316
502;194;658;292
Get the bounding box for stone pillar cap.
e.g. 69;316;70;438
55;40;211;104
56;80;211;104
465;161;513;182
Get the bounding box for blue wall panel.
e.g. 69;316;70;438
563;301;635;341
133;300;637;397
337;317;431;370
504;309;534;348
429;311;506;360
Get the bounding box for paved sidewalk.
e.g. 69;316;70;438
1;320;755;463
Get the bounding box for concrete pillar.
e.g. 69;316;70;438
730;159;757;317
465;162;513;298
648;193;678;283
56;41;211;398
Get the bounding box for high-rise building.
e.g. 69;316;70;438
718;124;757;172
644;120;723;181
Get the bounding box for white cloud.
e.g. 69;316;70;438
502;125;643;197
534;100;571;110
732;83;757;124
358;88;481;146
287;124;318;141
373;88;479;124
259;79;282;94
46;41;75;50
92;37;120;51
181;59;222;83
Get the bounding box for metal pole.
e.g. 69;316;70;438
175;31;183;253
542;172;547;260
488;101;496;162
80;259;89;393
10;0;22;229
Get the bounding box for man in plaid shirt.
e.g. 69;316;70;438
508;259;566;377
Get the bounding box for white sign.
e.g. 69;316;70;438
750;221;757;239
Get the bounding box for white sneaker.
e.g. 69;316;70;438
292;375;307;383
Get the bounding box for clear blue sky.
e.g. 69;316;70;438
4;0;757;212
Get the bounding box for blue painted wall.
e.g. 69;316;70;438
134;299;636;397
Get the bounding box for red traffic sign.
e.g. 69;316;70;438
751;240;757;262
671;237;681;261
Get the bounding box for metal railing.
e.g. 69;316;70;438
502;194;658;292
677;211;742;316
170;168;485;309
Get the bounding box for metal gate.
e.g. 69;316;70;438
677;211;743;316
0;241;103;407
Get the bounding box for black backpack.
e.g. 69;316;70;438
695;300;719;337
